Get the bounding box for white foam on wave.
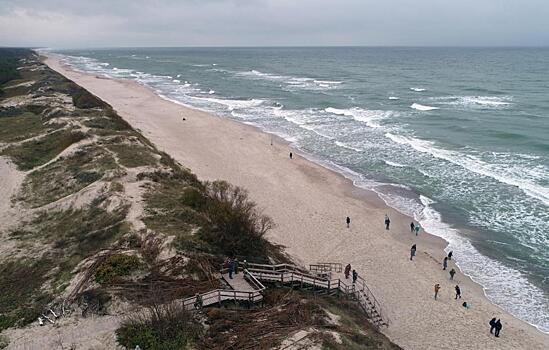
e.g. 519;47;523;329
188;96;264;111
172;79;180;83
325;107;393;128
384;133;549;206
335;141;362;152
176;74;181;78
208;90;215;95
383;160;406;167
388;96;400;100
411;103;439;111
430;96;513;109
237;69;342;91
410;87;426;92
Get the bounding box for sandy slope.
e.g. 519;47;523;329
44;55;549;350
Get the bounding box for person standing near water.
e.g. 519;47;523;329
449;268;456;280
410;222;415;233
346;216;351;228
410;244;417;260
489;317;497;334
455;285;461;299
414;224;421;236
352;270;358;284
434;283;441;300
448;251;453;260
494;319;502;337
443;257;448;270
384;214;391;230
289;152;293;159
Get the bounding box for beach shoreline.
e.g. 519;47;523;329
43;53;549;349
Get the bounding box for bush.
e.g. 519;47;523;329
199;180;274;258
116;302;202;350
95;254;141;284
71;88;105;109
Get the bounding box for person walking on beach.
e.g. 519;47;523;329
352;269;358;284
344;264;351;279
448;251;453;260
289;152;293;159
346;216;351;228
489;317;497;334
443;257;448;270
227;258;234;279
449;268;456;280
455;285;461;299
410;244;417;261
494;319;502;337
414;224;421;236
410;222;415;233
384;214;391;230
434;283;441;300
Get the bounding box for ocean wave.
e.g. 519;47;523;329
325;107;393;128
430;96;513;109
188;96;265;111
410;103;439;111
383;160;406;167
388;96;400;100
410;87;426;92
237;69;342;91
384;133;549;206
335;141;363;152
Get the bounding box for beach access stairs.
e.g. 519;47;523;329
182;261;389;329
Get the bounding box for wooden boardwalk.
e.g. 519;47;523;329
222;272;256;291
182;261;389;329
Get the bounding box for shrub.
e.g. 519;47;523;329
116;302;202;350
199;180;274;258
95;254;141;284
71;88;105;109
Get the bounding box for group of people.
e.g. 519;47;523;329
344;263;358;283
410;221;421;235
225;257;248;279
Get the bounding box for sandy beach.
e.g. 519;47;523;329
44;54;549;350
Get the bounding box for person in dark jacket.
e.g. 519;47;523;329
489;317;497;334
443;257;448;270
494;319;502;337
410;222;415;233
344;264;351;279
455;285;461;299
448;251;453;260
410;244;417;261
227;258;234;279
352;270;358;284
449;268;456;280
346;216;351;228
234;258;240;274
384;214;391;230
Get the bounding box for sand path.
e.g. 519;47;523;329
44;55;549;350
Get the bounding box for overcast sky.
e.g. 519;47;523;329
1;0;548;48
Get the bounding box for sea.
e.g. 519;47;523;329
50;47;549;333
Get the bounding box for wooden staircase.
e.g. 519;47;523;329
183;261;389;329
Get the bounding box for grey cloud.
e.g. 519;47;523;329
0;0;548;47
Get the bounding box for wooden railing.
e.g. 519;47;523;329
211;261;389;328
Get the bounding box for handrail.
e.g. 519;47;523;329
216;261;389;327
314;262;343;273
243;269;266;291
